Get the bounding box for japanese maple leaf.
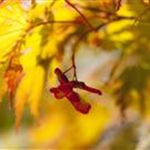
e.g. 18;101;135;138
49;68;102;114
2;54;23;108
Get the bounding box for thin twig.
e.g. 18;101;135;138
65;0;94;30
116;0;123;11
132;7;150;27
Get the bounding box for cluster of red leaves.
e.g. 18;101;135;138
50;68;102;114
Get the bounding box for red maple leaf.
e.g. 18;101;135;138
49;68;102;114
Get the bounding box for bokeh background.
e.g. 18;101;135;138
0;0;150;149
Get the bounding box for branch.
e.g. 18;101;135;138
28;20;83;30
70;15;135;80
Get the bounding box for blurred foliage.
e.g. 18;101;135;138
0;0;150;149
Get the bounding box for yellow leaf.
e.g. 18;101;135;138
0;0;27;63
28;65;45;120
15;65;45;129
15;70;34;130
